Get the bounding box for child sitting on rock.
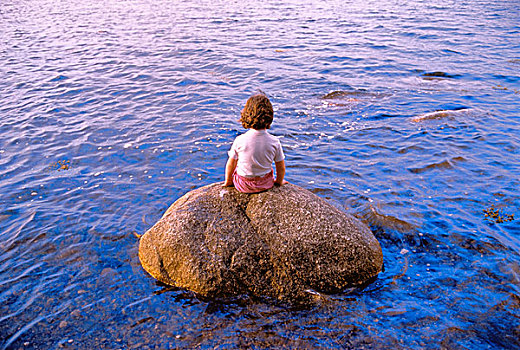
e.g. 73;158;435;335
224;94;286;193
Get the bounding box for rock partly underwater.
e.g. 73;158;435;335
139;183;383;302
410;108;473;122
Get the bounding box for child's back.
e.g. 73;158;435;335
223;94;286;193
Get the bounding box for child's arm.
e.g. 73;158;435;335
274;160;287;186
224;157;237;186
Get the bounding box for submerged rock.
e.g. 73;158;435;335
319;90;390;109
410;108;472;122
421;71;460;79
321;89;384;99
139;183;383;302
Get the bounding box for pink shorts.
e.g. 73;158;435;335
233;170;275;194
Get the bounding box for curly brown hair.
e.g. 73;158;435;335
239;94;274;130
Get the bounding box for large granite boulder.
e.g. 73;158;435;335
139;183;383;302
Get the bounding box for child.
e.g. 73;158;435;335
224;94;286;193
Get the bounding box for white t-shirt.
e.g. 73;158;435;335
228;129;285;177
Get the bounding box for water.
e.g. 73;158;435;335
1;0;519;348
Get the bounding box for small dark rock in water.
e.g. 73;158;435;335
321;89;382;99
421;71;460;79
410;108;472;122
139;183;383;302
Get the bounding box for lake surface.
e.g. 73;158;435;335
1;0;519;348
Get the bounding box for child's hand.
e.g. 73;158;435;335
223;181;234;187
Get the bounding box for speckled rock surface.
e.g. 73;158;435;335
139;183;383;301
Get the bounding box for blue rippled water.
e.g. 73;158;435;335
1;0;519;348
